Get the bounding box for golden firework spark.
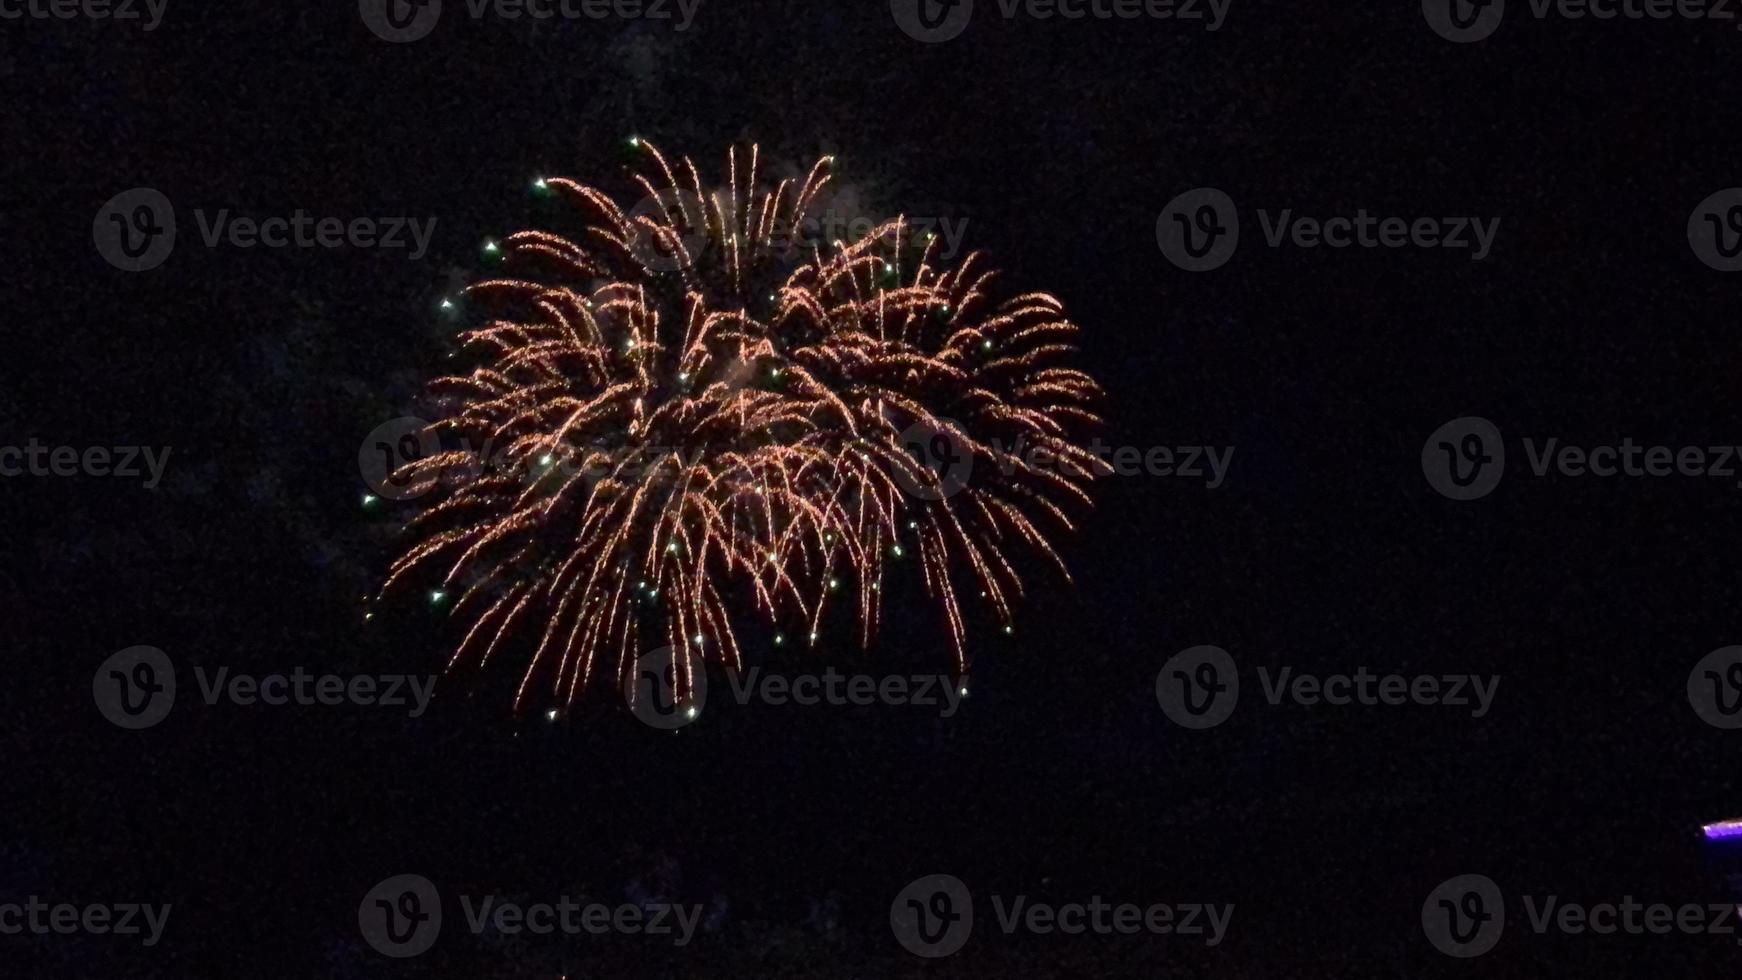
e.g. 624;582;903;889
381;142;1108;715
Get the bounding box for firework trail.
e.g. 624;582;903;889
380;142;1108;715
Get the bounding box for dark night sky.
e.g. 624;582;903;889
6;0;1742;975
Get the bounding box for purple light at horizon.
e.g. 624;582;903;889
1702;819;1742;841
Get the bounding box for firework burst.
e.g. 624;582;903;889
380;142;1108;715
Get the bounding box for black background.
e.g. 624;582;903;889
6;0;1742;974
